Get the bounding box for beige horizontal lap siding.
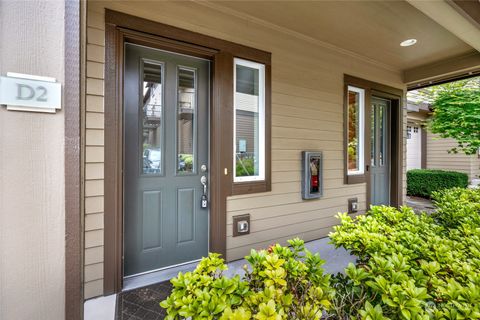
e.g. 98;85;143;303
426;132;478;181
85;1;406;297
84;6;105;300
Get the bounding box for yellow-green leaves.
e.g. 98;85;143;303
330;189;480;320
359;301;390;320
220;307;252;320
255;300;281;320
160;239;334;319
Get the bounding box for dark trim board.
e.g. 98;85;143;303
104;9;271;295
450;0;480;29
421;127;427;169
343;75;404;209
65;0;82;319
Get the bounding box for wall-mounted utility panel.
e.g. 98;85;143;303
301;151;323;200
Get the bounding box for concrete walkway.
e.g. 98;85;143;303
84;237;355;320
224;237;355;278
406;196;436;214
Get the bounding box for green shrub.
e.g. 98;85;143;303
329;199;480;319
431;187;480;229
407;169;468;198
160;238;334;319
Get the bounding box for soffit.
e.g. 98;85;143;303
209;0;473;71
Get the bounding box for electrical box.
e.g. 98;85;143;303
301;151;323;200
232;214;250;237
348;198;358;214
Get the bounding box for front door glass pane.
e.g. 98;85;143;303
177;67;196;174
142;60;163;175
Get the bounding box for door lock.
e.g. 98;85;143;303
200;175;208;208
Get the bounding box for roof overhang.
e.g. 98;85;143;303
405;0;480;89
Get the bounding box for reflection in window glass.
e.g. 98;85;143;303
371;107;376;167
347;86;364;175
177;68;196;174
234;59;265;181
379;104;384;166
142;61;163;175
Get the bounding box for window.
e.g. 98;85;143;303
234;58;265;182
176;67;196;174
141;60;164;175
347;86;365;175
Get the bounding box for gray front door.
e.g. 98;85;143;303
124;43;210;277
370;97;390;206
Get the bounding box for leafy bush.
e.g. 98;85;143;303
329;194;480;319
407;169;468;198
160;238;334;319
427;81;480;155
431;187;480;229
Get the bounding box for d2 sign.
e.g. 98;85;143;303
0;72;61;113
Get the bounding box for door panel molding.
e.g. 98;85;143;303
104;10;271;294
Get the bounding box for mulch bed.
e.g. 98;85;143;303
115;281;172;320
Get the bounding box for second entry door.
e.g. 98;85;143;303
124;43;210;277
370;97;391;206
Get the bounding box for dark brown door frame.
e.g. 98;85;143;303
104;10;271;294
344;75;404;209
65;0;82;319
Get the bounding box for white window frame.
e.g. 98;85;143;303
233;58;266;182
347;86;365;175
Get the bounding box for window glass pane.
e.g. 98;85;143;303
371;106;376;167
142;61;163;175
347;87;364;174
177;68;196;174
234;59;265;181
379;104;385;166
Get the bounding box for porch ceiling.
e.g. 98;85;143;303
206;0;475;71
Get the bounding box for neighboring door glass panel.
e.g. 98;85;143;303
177;67;196;174
142;60;163;175
371;106;376;167
379;104;385;166
234;58;265;182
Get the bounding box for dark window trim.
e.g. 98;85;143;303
344;75;404;208
104;9;271;295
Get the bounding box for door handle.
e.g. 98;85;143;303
200;175;207;194
200;175;208;208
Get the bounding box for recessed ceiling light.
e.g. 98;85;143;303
400;39;417;47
